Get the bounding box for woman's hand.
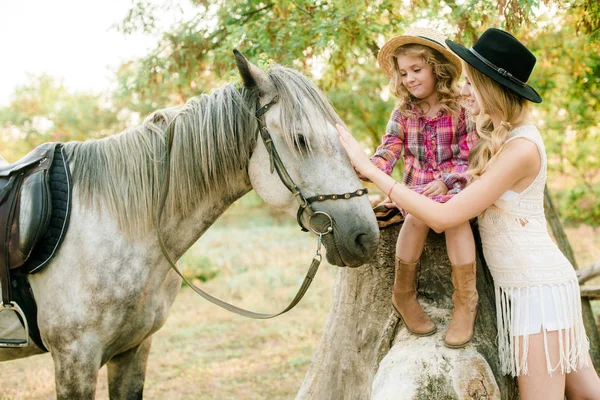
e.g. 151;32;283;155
336;124;378;180
422;180;448;197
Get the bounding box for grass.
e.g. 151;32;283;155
1;195;599;399
0;199;337;400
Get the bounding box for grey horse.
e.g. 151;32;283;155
0;51;379;399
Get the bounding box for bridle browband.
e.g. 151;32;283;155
155;93;368;319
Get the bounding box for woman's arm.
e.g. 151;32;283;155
441;109;475;192
337;124;540;232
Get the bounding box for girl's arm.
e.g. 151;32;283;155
370;109;405;177
337;124;540;233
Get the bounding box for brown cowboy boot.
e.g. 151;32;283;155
392;258;437;336
444;261;478;348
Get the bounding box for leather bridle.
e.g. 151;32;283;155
254;95;368;234
156;94;368;319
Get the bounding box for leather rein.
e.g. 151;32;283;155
156;94;368;319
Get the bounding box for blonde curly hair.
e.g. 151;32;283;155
390;44;461;126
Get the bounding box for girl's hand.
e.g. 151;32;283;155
422;180;448;197
336;124;378;179
355;169;370;181
376;196;398;209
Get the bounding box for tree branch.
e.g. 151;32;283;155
367;40;380;60
240;3;274;21
544;185;577;265
290;1;313;16
577;261;600;284
544;185;600;372
580;285;600;298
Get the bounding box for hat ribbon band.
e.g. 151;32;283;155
468;47;527;87
418;36;445;49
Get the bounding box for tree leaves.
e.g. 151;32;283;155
1;0;598;223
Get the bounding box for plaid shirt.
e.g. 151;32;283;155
372;105;478;203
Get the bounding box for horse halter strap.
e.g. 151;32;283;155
255;95;368;233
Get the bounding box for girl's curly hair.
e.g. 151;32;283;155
390;44;461;126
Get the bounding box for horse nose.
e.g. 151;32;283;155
353;231;378;261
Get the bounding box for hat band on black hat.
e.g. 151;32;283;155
468;47;527;87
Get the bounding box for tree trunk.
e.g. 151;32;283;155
543;186;600;372
297;222;518;400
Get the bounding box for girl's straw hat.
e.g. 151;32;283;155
446;28;542;103
377;27;463;79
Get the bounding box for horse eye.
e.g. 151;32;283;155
295;134;308;149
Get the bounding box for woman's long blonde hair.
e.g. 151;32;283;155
466;63;530;180
391;44;461;122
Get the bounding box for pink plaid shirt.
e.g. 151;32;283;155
371;105;478;203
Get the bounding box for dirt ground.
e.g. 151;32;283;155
1;219;598;399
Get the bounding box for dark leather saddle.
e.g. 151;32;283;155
0;143;58;348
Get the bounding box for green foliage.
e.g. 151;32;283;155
179;253;220;284
574;0;600;40
524;14;600;224
2;0;599;225
110;0;599;224
556;184;600;226
0;74;126;160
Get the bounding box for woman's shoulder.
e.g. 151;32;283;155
510;124;540;133
506;124;543;144
502;126;545;168
503;135;540;160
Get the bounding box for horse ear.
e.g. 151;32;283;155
233;49;275;94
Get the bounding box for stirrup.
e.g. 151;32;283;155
0;301;29;348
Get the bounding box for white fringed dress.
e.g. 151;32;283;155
477;125;589;377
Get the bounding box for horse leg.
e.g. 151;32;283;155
107;337;153;400
52;347;102;399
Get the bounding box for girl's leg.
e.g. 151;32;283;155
444;222;477;348
565;355;600;400
516;331;566;400
444;221;476;265
392;214;436;336
396;213;430;262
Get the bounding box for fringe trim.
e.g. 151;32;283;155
495;280;590;377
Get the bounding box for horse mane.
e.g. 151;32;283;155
267;65;343;155
64;64;342;237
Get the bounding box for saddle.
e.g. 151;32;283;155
373;204;404;228
0;143;57;348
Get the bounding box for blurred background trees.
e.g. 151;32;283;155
1;0;598;225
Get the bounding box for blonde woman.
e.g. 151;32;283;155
338;28;600;399
371;27;479;348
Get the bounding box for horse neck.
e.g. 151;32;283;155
158;179;252;259
158;88;258;255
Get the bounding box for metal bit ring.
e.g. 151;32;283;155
308;211;333;236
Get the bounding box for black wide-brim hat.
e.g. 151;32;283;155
446;28;542;103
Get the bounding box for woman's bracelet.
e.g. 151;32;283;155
387;181;398;198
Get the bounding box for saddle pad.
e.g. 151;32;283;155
10;271;48;352
23;145;72;274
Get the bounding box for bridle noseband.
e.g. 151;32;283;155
254;95;368;235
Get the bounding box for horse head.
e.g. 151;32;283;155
234;51;379;267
